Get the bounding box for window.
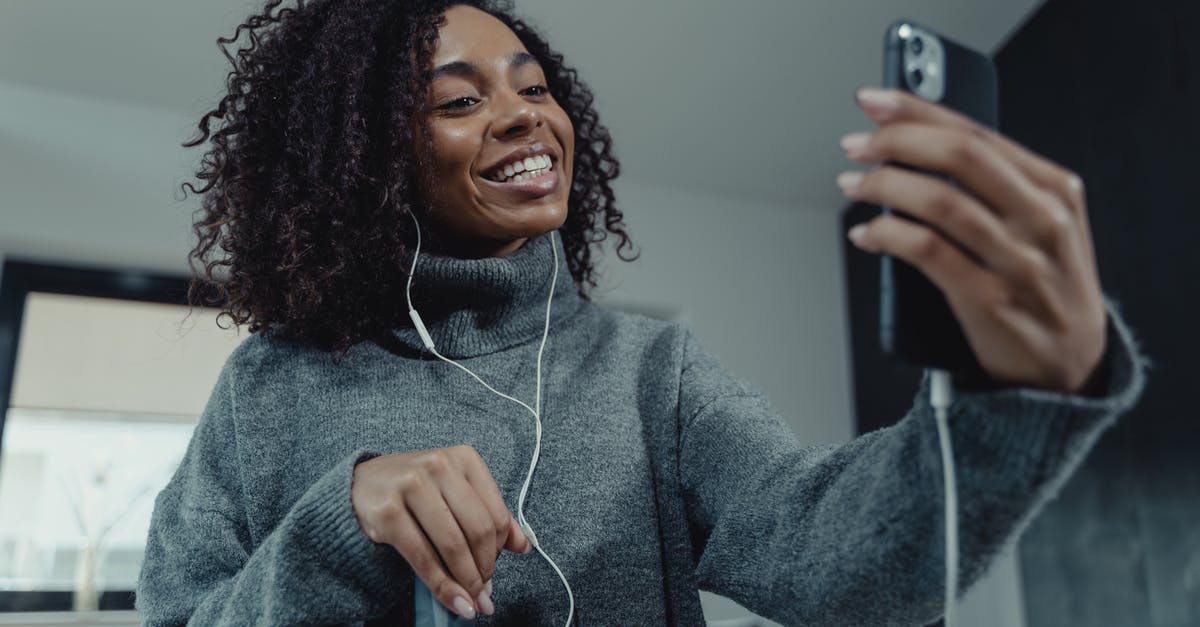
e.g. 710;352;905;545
0;261;241;613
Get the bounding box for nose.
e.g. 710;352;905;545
490;89;542;139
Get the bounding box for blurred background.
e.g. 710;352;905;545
0;0;1194;625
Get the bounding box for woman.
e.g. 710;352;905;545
136;0;1147;625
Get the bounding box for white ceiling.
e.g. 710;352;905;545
0;0;1042;270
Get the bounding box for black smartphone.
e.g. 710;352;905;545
878;20;998;381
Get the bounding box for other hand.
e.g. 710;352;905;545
351;445;531;619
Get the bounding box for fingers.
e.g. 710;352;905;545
848;212;1004;317
505;516;531;554
404;477;488;605
455;445;530;555
848;86;1100;286
385;498;481;619
432;463;498;588
857;88;1089;217
844;124;1068;247
853;88;1095;267
839;165;1044;281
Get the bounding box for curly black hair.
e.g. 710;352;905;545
184;0;636;357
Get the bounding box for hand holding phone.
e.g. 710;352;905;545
838;21;1108;394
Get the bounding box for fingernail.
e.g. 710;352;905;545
477;589;495;616
485;579;493;596
453;596;476;619
848;224;868;245
837;171;863;193
840;132;871;157
856;88;900;118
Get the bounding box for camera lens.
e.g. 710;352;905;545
908;67;924;87
909;36;924;56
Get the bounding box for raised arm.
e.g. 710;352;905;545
678;301;1146;626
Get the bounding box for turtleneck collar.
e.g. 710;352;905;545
389;230;583;359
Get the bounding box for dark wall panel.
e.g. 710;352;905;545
994;0;1199;625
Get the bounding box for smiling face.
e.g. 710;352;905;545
417;4;575;258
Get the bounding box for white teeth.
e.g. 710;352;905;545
489;153;554;183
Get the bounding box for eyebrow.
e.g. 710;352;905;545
430;51;540;81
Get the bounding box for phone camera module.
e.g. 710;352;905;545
899;25;944;101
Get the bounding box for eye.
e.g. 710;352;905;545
522;85;550;97
438;96;479;110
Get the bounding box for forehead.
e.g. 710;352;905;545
433;5;527;64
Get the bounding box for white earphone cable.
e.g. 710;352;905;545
929;368;958;627
405;211;575;626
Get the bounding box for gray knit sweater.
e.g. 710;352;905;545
136;231;1147;626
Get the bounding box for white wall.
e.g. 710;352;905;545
0;81;197;274
600;178;855;446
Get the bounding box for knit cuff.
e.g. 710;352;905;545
287;449;408;597
955;297;1144;407
916;297;1148;484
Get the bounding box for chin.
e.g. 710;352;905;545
502;202;568;235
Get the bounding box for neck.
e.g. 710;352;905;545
439;235;531;259
421;219;535;259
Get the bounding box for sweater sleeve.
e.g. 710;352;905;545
135;351;407;625
678;299;1148;627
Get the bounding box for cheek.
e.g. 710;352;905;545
552;112;576;177
431;127;478;179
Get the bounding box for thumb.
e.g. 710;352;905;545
505;516;532;554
